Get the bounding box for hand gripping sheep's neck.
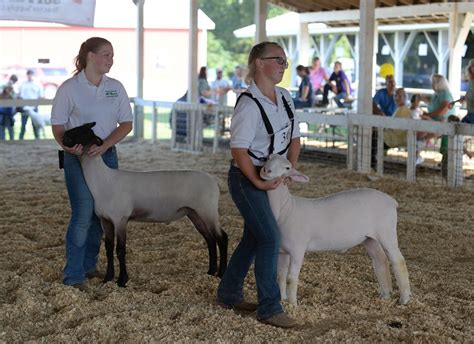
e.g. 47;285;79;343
79;152;228;287
260;154;411;306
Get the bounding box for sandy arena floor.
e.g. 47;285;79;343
0;139;473;343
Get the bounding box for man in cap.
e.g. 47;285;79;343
211;68;231;106
19;69;44;139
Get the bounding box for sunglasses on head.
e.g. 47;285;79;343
261;56;288;68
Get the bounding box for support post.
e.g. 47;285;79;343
406;130;416;182
255;0;267;43
188;0;199;151
356;0;376;173
448;11;473;100
134;0;145;139
297;21;310;65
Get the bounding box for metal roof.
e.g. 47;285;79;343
268;1;473;26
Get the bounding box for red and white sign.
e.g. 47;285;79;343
0;0;96;27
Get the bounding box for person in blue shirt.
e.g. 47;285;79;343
293;65;314;108
373;75;396;117
321;61;351;108
370;74;397;168
231;65;248;97
0;85;16;140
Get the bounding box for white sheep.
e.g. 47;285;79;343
260;154;411;305
78;151;228;287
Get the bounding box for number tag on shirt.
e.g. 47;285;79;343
274;122;292;150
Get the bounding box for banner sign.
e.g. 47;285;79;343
0;0;96;27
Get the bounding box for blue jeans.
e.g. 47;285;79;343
20;111;39;139
333;91;348;108
293;97;314;109
217;165;283;320
63;147;118;285
322;84;348;108
462;112;474;124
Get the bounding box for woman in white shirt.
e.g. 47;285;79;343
51;37;133;290
216;41;300;328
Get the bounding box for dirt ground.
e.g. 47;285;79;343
0;139;472;343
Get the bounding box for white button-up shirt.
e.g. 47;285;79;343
51;70;133;139
230;82;300;166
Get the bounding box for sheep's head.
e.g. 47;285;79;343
62;122;104;148
260;154;309;183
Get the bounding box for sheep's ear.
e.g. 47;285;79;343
287;168;309;183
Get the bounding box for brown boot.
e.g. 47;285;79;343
258;312;298;328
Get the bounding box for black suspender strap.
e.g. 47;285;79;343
235;92;274;162
235;92;294;161
277;96;295;156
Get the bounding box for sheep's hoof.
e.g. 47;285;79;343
117;274;129;288
287;297;298;306
207;268;218;276
399;294;410;305
103;273;114;283
380;291;391;300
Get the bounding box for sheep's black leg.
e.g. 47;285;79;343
116;222;129;287
216;229;228;278
205;237;218;276
101;218;115;283
186;209;218;276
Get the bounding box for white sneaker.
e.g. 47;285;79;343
416;156;424;165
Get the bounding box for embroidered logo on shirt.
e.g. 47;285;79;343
105;90;118;97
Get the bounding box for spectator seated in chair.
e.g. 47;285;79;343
292;65;314;109
320;61;352;108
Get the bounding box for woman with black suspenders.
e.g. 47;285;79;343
217;41;301;328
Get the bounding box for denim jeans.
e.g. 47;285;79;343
333;91;348;108
293;97;314;109
322;84;348;108
63;147;118;285
0;113;15;140
0;125;14;140
462;112;474;124
20;111;39;139
217;165;283;320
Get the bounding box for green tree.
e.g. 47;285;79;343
199;0;287;76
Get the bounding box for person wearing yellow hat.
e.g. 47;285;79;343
371;66;396;168
379;63;395;79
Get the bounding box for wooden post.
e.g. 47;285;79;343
297;21;310;65
255;0;267;43
151;102;158;144
406;130;416;182
357;0;376;173
134;0;145;138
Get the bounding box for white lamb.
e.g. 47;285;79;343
80;152;228;287
260;154;411;305
63;123;228;288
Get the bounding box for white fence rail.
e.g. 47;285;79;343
132;98;473;188
298;110;474;187
2;97;472;187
